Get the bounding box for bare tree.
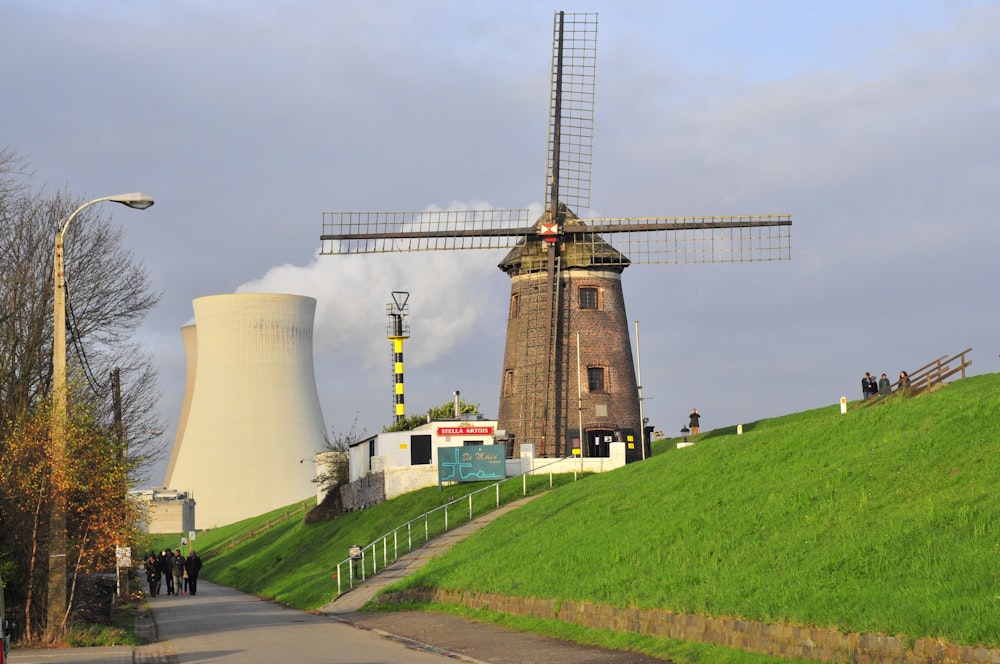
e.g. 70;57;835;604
0;147;166;635
0;149;53;429
0;148;165;472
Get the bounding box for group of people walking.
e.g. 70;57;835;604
144;548;202;597
861;370;910;399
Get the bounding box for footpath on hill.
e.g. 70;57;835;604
322;495;671;663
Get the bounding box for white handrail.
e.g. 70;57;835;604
335;456;578;596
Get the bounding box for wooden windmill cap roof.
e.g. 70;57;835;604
497;203;631;275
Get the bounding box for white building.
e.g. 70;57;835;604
348;418;499;499
164;293;327;528
345;415;630;506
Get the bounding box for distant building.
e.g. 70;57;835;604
135;488;196;534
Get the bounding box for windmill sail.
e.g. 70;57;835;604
546;11;598;216
321;209;790;264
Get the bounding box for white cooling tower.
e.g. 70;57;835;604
163;324;197;487
165;293;327;528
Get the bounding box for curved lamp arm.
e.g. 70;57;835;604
58;192;154;237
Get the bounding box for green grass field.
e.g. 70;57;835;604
148;372;1000;661
398;373;1000;649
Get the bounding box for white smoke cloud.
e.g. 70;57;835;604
234;201;538;373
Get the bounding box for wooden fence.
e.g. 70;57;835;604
850;348;972;411
201;500;311;559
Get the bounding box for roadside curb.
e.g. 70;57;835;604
134;599;177;664
333;613;488;664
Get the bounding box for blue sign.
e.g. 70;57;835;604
438;444;506;483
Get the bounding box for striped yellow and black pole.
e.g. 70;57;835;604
387;292;410;425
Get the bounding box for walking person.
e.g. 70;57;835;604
145;553;160;597
172;549;187;596
898;370;910;392
688;409;701;437
160;550;174;596
878;373;891;396
185;550;203;596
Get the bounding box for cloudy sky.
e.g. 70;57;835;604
4;1;998;488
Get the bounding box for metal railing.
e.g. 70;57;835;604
333;459;584;596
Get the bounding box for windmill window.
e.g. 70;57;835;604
503;370;514;396
579;287;598;309
587;366;606;393
509;294;519;319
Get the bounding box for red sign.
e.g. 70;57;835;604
539;222;559;235
437;426;495;436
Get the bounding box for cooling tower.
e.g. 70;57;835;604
163;324;197;486
165;293;327;528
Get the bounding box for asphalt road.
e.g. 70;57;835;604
9;581;467;664
136;580;463;663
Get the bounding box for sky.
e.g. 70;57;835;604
3;1;998;489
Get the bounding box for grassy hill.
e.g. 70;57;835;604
396;373;1000;649
149;372;999;658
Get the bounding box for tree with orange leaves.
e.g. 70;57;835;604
0;386;141;642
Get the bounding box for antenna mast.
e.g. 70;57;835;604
387;291;410;425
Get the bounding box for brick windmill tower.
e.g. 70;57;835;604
320;11;792;459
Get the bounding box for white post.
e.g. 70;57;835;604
634;320;647;460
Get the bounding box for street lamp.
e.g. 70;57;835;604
48;193;153;637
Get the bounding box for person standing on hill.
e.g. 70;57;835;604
689;409;701;437
861;372;874;399
878;373;891;395
185;550;203;596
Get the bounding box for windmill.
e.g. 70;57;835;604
320;11;791;459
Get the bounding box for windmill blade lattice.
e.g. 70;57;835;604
565;214;792;265
546;12;597;214
321;208;531;254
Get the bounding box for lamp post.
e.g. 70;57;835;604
48;192;153;637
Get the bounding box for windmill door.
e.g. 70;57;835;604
588;430;614;458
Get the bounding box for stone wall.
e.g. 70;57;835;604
378;588;1000;664
339;472;385;511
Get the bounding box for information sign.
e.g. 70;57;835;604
438;444;505;483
